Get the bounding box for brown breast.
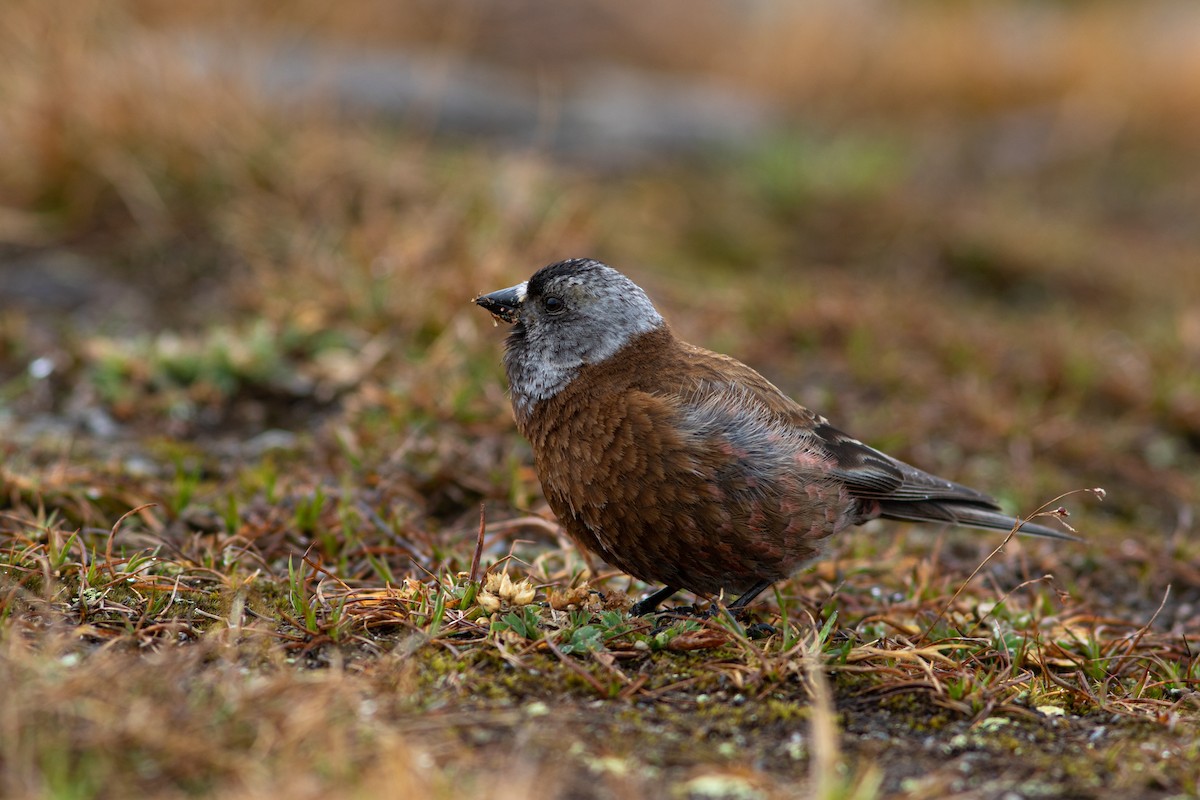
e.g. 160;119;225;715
516;326;857;597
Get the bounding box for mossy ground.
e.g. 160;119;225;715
2;2;1199;798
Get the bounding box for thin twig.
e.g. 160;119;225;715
470;504;485;584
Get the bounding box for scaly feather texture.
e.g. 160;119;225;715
476;258;1073;613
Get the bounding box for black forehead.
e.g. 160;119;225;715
527;258;605;297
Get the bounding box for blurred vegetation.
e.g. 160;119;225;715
1;1;1199;798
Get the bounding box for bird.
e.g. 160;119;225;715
475;258;1074;615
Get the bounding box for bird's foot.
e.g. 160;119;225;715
629;585;681;616
745;622;778;639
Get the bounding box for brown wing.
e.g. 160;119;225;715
659;340;1074;541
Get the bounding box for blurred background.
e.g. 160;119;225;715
1;0;1198;579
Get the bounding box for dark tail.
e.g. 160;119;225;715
878;500;1079;542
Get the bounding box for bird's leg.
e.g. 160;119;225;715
726;580;773;613
630;585;679;616
711;581;778;635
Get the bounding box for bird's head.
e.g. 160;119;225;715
475;258;664;410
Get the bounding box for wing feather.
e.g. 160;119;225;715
655;340;1075;542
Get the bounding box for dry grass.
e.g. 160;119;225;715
2;1;1200;798
129;0;1200;144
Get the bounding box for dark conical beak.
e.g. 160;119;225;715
474;282;526;324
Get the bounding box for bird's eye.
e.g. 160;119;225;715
543;296;566;314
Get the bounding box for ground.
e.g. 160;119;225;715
2;2;1199;798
